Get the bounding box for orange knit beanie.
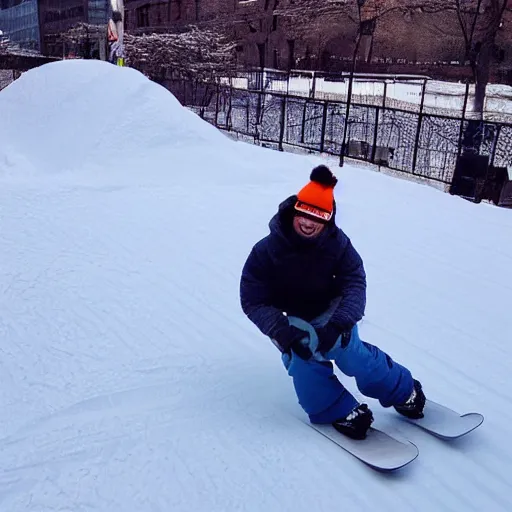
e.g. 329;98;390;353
295;165;338;222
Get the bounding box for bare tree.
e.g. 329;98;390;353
275;0;509;115
273;0;444;26
51;22;107;59
58;23;107;44
124;26;237;82
451;0;509;115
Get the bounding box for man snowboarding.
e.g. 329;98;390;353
239;165;426;440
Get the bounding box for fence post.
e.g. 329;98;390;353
371;106;380;163
319;101;328;153
226;80;233;131
278;95;287;151
256;90;263;137
411;79;427;174
300;100;307;144
339;72;354;167
457;81;470;159
215;79;220;127
246;95;250;134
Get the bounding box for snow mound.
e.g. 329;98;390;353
0;60;228;175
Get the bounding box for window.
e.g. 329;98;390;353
136;4;150;27
360;19;375;35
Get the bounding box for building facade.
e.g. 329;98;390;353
0;0;110;56
38;0;109;57
123;0;512;84
0;0;41;52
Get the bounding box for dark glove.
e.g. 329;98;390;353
316;323;352;354
273;324;312;360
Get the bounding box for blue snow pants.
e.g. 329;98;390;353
281;303;414;424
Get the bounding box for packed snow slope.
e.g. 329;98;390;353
1;60;512;512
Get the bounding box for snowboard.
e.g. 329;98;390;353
308;422;419;472
400;399;484;439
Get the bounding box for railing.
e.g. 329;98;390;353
0;69;18;91
165;72;512;206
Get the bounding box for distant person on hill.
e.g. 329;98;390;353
239;165;425;439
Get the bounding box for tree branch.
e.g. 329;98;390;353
124;26;237;81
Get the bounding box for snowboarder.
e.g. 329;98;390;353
239;165;426;439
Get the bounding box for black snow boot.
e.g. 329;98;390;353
394;379;426;419
332;404;374;440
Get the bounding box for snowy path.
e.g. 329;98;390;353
1;162;511;512
1;60;512;511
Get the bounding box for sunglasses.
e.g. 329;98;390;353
294;201;332;222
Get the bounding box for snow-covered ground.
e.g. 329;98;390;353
225;70;512;119
1;60;512;511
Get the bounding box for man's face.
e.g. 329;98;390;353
292;214;325;239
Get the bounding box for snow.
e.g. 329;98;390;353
1;59;512;511
235;69;512;117
0;61;227;177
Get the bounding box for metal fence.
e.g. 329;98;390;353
0;69;19;91
165;70;512;205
